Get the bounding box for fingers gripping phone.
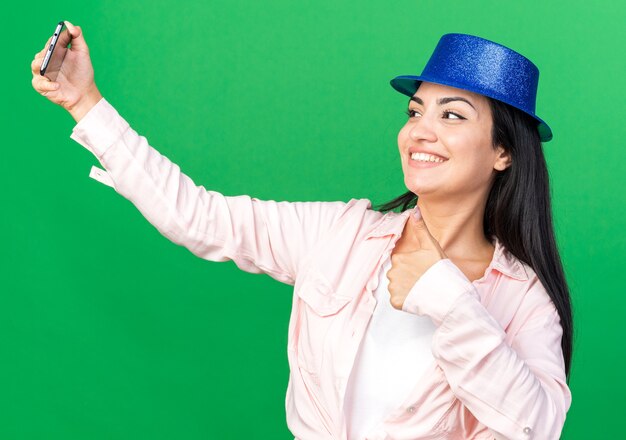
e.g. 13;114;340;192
40;21;70;81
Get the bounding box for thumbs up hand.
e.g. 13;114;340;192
387;207;447;310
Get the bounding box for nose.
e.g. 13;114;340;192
408;114;437;142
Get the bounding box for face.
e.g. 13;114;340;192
397;82;511;200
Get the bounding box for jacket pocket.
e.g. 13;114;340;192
296;270;351;317
294;270;352;374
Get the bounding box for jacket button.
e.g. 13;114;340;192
523;427;532;434
406;406;416;413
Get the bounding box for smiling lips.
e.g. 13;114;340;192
410;152;447;163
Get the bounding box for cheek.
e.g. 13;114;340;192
397;126;411;157
458;149;499;184
397;124;409;144
447;135;496;173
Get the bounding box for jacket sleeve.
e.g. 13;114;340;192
402;259;572;440
69;97;348;286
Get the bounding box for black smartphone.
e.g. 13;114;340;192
40;21;70;81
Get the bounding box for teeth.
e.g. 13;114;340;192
410;152;446;163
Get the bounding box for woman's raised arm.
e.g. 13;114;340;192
32;21;349;285
70;98;348;285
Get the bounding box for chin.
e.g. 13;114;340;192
410;183;458;201
404;178;437;197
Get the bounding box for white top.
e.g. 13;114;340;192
343;255;437;440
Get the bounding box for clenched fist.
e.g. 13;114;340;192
30;20;102;122
387;207;447;310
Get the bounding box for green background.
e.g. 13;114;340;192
3;1;624;438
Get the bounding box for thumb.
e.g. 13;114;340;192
410;207;439;251
63;20;89;52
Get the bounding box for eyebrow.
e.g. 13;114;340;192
409;95;476;110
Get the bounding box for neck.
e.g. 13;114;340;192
416;191;493;261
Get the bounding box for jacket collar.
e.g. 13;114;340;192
365;209;528;281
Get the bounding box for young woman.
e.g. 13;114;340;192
32;21;572;439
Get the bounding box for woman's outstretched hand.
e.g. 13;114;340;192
30;20;102;122
387;208;447;310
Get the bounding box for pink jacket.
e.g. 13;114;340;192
70;98;572;440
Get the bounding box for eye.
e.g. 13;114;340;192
442;110;465;120
405;109;466;120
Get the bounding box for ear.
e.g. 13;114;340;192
493;145;512;171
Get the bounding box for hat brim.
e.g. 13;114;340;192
390;75;553;142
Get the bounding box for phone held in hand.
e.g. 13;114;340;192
40;21;70;81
